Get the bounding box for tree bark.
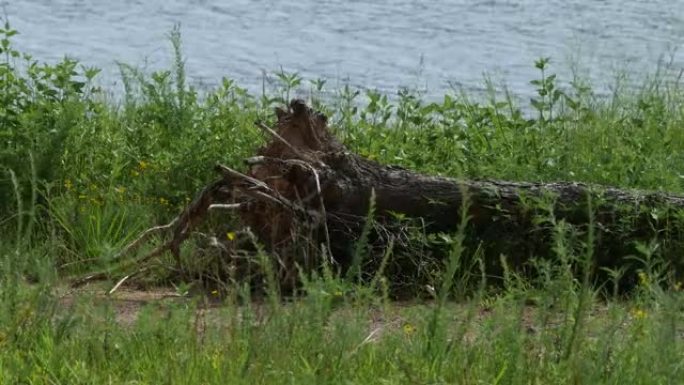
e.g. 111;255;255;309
95;99;683;294
237;99;684;289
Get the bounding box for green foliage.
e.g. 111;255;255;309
1;21;684;384
1;18;684;278
0;237;682;384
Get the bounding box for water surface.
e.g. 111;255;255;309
6;0;684;98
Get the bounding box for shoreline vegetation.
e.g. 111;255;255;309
2;22;683;383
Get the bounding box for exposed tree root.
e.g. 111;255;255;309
74;99;684;294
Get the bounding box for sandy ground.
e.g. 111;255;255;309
54;282;574;340
54;281;684;344
56;284;203;326
50;285;684;348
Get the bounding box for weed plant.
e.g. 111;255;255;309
1;21;683;383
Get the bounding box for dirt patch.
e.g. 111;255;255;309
55;284;678;345
56;284;198;326
54;285;554;333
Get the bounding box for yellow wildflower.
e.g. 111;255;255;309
226;232;236;241
211;290;219;296
64;179;73;190
631;308;648;320
403;323;416;336
638;271;649;286
159;197;169;206
333;290;343;297
211;351;220;370
138;160;149;171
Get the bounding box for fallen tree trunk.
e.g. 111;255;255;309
83;99;684;294
242;100;684;287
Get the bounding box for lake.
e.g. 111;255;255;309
5;0;684;99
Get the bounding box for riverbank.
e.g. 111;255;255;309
1;25;684;383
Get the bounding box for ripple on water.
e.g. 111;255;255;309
4;0;684;99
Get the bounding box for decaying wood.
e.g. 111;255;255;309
75;99;684;292
244;100;684;282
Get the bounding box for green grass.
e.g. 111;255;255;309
1;248;682;384
1;21;684;384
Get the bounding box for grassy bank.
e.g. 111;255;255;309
1;22;684;383
1;276;682;384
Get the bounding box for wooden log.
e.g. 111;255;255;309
240;99;684;288
83;99;682;293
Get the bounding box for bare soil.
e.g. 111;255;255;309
55;283;614;342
